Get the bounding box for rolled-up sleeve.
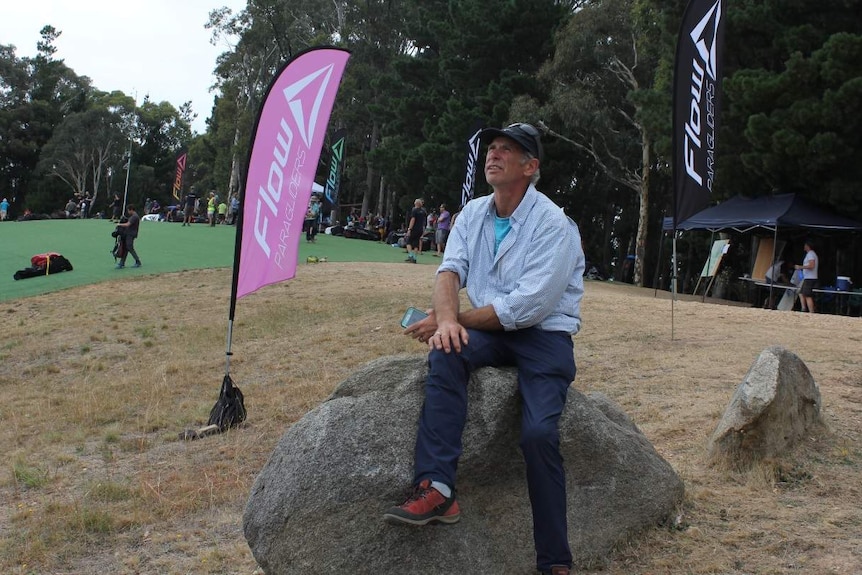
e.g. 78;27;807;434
436;208;470;287
492;214;579;330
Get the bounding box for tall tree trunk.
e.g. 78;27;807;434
228;125;242;198
602;206;614;275
633;133;651;286
376;174;385;216
362;121;379;216
385;180;395;222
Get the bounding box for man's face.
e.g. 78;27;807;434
484;136;536;187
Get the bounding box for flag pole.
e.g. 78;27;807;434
122;90;137;214
121;140;132;213
672;235;677;340
225;162;247;377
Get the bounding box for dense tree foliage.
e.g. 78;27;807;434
721;1;862;212
0;26;192;217
2;1;861;286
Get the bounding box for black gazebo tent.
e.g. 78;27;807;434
674;193;862;232
659;193;862;300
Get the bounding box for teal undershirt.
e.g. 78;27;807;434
494;215;511;255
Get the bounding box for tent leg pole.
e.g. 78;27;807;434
769;226;779;309
672;234;677;341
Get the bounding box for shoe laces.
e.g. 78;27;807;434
401;482;434;505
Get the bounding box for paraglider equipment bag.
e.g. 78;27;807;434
111;217;128;259
13;252;73;280
208;374;247;432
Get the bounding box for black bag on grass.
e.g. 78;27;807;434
13;253;73;280
207;374;247;432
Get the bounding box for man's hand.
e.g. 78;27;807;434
404;309;436;343
431;317;468;354
403;309;469;353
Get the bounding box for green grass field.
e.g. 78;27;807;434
0;219;432;302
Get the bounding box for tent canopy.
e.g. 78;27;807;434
665;193;862;232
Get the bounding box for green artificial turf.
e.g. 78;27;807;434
0;219;433;302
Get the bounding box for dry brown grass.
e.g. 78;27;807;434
1;263;860;574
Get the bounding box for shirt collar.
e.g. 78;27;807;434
487;184;538;222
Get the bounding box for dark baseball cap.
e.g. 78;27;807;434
480;122;543;162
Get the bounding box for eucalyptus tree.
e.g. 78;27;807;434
0;44;31;212
0;26;91;214
377;0;568;218
331;0;410;219
206;0;413;225
206;0;347;201
207;5;282;200
720;0;862;218
205;0;572;225
530;0;663;286
34;107;126;207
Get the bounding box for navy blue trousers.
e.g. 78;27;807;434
413;327;575;570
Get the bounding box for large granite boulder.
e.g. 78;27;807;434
709;346;823;466
244;355;684;574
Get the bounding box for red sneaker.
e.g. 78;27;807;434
383;479;460;526
541;566;571;575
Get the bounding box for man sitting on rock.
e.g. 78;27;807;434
384;123;585;575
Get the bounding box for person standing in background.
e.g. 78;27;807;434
207;192;217;227
0;197;9;221
795;239;818;312
65;198;77;218
110;194;121;222
182;188;198;226
305;195;321;242
80;194;91;219
228;194;240;225
405;199;427;264
217;199;228;224
434;203;450;257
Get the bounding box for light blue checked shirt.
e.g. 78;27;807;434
439;185;585;334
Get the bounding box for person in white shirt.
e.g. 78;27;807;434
794;240;818;312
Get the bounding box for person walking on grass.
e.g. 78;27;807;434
404;198;427;263
115;205;142;269
385;123;585;575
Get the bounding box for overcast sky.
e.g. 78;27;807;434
1;0;246;133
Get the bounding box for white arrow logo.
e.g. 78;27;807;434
690;0;722;81
282;63;336;148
